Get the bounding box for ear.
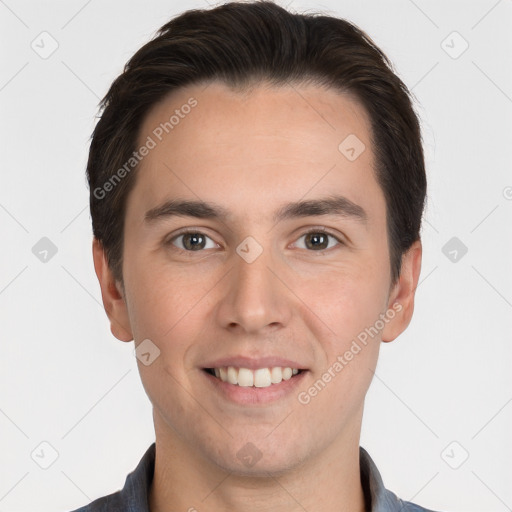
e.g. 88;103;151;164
92;237;133;342
381;240;422;343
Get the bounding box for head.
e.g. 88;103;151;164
90;1;425;475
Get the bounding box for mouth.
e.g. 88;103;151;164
203;366;304;388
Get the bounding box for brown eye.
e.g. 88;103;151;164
294;230;342;251
182;233;206;250
304;232;329;250
171;232;216;251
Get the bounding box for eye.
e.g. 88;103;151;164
293;229;342;251
169;231;218;251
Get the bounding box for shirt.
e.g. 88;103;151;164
68;443;439;512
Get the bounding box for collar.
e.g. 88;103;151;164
73;443;435;512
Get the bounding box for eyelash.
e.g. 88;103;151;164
166;227;344;253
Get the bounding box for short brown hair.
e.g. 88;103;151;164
87;0;426;286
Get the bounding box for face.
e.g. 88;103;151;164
94;80;421;475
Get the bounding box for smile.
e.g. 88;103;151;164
205;366;301;388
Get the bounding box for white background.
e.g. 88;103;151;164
1;1;511;511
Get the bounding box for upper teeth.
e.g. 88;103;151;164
213;366;300;387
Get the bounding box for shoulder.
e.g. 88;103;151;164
66;490;124;512
383;489;442;512
360;447;444;512
64;443;156;512
388;491;441;512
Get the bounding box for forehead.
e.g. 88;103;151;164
129;80;384;225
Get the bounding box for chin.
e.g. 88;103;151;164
206;440;309;478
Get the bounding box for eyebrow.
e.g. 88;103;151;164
144;195;367;225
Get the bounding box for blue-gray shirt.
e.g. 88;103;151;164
68;443;438;512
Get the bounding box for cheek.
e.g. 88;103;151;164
295;272;383;413
124;252;212;336
306;346;379;433
292;259;389;346
123;260;227;389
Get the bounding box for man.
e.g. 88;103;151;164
74;1;437;511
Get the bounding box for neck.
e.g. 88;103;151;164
149;412;366;512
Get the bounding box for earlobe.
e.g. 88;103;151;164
92;238;134;342
381;240;422;343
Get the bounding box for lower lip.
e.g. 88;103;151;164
202;369;308;405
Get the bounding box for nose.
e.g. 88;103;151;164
215;241;292;335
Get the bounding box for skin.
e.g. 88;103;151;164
93;80;422;512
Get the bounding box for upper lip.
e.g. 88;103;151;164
202;356;307;370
